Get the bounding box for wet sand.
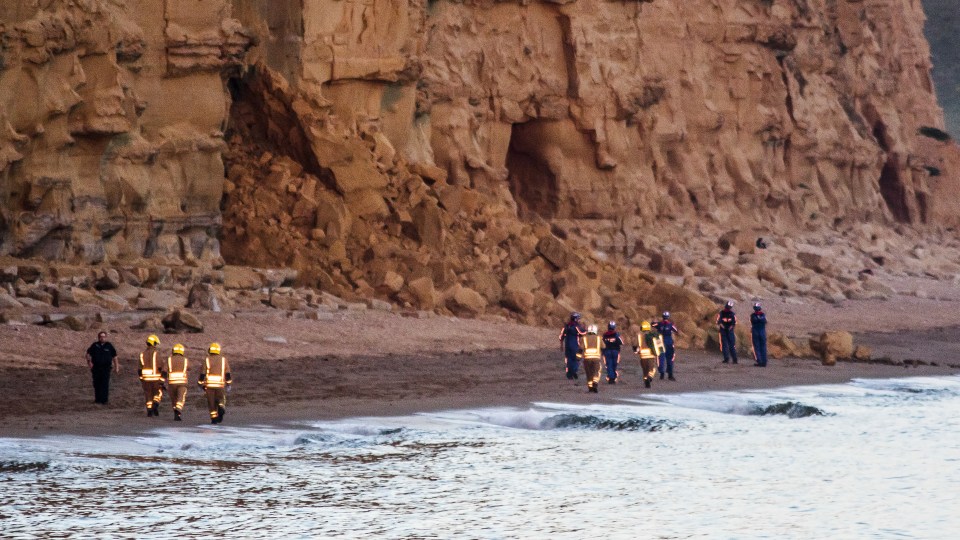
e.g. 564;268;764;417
1;299;958;438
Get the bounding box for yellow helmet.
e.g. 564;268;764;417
641;321;652;332
146;334;160;347
208;342;221;355
172;343;185;355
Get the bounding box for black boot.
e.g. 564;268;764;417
217;405;225;423
146;406;153;417
174;410;182;422
644;378;651;388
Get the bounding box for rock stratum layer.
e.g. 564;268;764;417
1;0;959;334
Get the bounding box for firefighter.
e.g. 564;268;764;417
167;343;189;421
751;303;769;367
655;312;680;381
602;321;624;384
559;312;586;380
634;321;663;388
716;300;738;364
198;342;232;424
580;325;604;393
138;335;164;416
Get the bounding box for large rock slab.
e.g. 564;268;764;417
162;309;204;334
810;331;854;366
137;289;187;311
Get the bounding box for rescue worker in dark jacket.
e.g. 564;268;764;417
86;331;118;404
654;312;680;381
559;312;586;380
580;325;604;393
716;301;738;364
138;335;164;416
199;342;232;424
602;321;624;384
167;343;190;421
751;303;768;367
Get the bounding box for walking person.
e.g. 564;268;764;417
717;301;738;364
635;321;663;388
138;335;164;416
580;325;604;393
86;331;118;405
655;312;680;381
559;312;586;380
751;303;769;367
167;343;190;421
602;321;624;384
198;343;232;424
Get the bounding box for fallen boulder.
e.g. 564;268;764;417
809;331;854;366
162;309;204;333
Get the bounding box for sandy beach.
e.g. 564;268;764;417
2;275;959;439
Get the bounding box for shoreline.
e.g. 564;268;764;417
2;347;956;440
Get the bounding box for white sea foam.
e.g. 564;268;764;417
3;375;960;538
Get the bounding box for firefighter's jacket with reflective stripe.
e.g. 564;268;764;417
201;355;231;388
139;347;162;382
580;335;602;360
167;355;189;385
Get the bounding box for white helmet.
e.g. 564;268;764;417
587;324;598;334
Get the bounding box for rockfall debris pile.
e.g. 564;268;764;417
214;64;960;359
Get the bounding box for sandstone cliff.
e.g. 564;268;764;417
1;0;959;337
0;0;250;263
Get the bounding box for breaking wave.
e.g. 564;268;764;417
541;414;687;431
0;460;49;473
748;402;828;418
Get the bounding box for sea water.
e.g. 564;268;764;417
2;376;960;539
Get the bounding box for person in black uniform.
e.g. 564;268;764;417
751;303;768;367
85;331;119;404
716;301;738;364
654;312;680;381
602;321;624;384
559;312;586;380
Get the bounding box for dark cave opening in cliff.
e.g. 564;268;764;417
878;157;911;223
871;119;912;223
505;122;560;219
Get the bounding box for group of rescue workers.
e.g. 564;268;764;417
82;300;770;416
138;336;233;424
559;301;768;393
85;332;234;424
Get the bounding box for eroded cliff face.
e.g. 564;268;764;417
1;0;958;331
0;0;250;264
